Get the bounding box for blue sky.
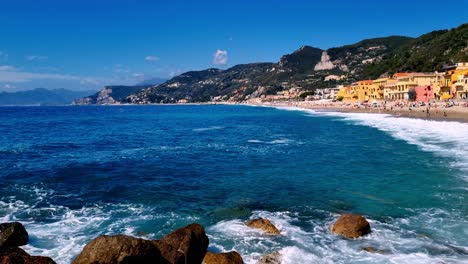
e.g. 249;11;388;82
0;0;467;91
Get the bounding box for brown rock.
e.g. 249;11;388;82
155;223;209;264
331;214;371;238
361;247;388;254
258;252;281;264
0;247;56;264
0;222;29;248
72;234;166;264
246;219;280;235
202;251;243;264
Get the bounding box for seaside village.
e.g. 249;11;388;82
335;62;468;104
267;62;468;106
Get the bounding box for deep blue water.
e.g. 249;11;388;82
0;105;467;263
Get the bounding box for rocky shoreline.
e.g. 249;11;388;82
1;214;375;264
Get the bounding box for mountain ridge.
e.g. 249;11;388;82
74;23;467;105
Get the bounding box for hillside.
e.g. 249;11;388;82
100;23;467;104
363;23;468;78
0;88;96;106
73;85;151;105
126;37;416;103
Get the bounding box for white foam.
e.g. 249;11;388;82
247;138;297;145
207;210;468;264
293;110;468;181
279;246;328;264
247;139;264;143
1;185;196;264
192;126;224;132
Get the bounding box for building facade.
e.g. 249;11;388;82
415;85;434;102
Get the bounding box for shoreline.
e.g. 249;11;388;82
8;101;468;123
241;101;468;123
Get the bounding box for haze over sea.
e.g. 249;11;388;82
0;105;467;263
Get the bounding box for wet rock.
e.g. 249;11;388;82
0;247;56;264
331;214;371;238
202;251;243;264
258;252;282;264
72;235;165;264
154;223;209;264
361;247;388;254
246;218;280;235
0;222;28;248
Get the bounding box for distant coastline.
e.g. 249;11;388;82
33;100;468;123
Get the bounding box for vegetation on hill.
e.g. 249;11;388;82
363;23;468;78
73;85;151;105
73;23;468;105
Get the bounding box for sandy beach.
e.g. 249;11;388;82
244;100;468;123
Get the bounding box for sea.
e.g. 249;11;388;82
0;105;467;264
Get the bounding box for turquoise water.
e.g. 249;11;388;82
0;105;466;263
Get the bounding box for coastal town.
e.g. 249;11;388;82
255;62;468;104
245;62;468;121
336;62;468;103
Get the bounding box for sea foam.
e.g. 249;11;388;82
207;210;467;264
305;111;468;181
0;185;197;264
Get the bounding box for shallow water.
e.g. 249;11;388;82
0;105;466;263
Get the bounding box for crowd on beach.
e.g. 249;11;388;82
247;98;468;122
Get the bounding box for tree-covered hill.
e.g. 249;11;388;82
73;23;467;104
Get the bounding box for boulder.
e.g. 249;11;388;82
258;252;281;264
331;214;371;238
154;223;209;264
202;251;243;264
246;218;280;235
361;247;388;254
0;222;28;248
72;235;166;264
0;247;56;264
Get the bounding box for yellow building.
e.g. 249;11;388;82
437;63;468;100
384;73;436;100
341;85;358;103
451;63;468;99
453;74;468;99
440;69;455;100
432;72;445;100
336;85;347;100
384;73;409;100
355;80;373;102
370;78;387;101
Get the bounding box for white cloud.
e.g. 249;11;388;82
0;63;164;91
145;56;159;61
113;64;131;73
213;49;228;65
3;84;15;90
25;55;48;61
0;71;79;83
0;51;8;62
0;65;110;84
0;65;16;71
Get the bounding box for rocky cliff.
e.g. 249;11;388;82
126;35;414;104
73;85;151;105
